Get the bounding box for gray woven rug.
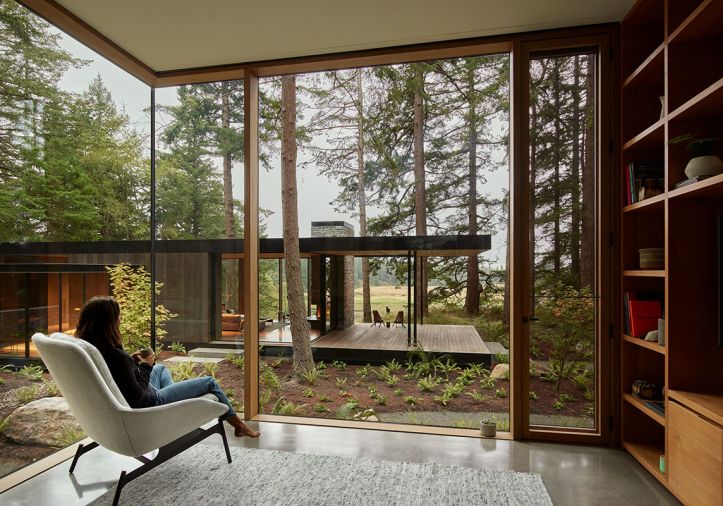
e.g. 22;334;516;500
91;445;552;505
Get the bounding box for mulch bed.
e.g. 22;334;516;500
0;354;593;479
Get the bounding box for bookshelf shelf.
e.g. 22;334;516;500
668;77;723;122
622;441;666;485
668;0;722;44
623;43;664;88
623;118;665;151
668;172;723;199
623;269;665;278
624;393;666;426
623;193;665;213
623;334;666;354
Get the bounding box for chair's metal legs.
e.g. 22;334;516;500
109;422;232;505
218;420;232;464
112;471;127;506
69;441;99;474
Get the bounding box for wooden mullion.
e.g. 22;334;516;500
243;71;260;420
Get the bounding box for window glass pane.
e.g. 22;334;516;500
528;53;597;430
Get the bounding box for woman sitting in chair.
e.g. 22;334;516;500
76;296;259;438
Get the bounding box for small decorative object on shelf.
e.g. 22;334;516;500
639;248;664;269
669;134;723;179
659;455;666;474
672;174;712;189
632;379;657;399
657;318;665;345
479;419;496;438
644;330;658;342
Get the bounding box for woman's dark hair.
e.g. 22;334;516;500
76;296;123;353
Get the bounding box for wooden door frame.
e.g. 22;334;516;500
516;32;618;444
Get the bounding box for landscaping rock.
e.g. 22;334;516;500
490;363;510;380
3;397;84;447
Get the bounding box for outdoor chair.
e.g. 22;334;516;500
32;333;232;506
392;310;405;328
371;310;384;327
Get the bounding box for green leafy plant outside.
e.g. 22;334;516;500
106;263;176;351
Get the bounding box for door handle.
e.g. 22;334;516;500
522;316;540;323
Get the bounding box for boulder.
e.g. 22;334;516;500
490;363;510;380
3;397;84;447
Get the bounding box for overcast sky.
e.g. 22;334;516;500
56;31;508;266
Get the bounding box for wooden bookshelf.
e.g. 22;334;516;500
620;1;723;503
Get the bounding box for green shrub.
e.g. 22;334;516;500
404;396;420;406
314;404;331;413
169;341;187;355
272;398;307;416
168;361;196;382
15;385;39;404
393;388;403;397
417;375;439;392
495;388;507;398
367;385;379;399
16;364;43;382
356;365;370;378
385;359;402;374
465;390;488;402
301;368;319;386
202;362;218;378
335;377;347;388
331;360;347;371
57;425;86;447
225;354;244;369
302;388;314;398
43;379;60;397
318;394;332;402
260;365;281;392
375;395;387;406
106;263;176;351
385;375;399;387
529;391;538;400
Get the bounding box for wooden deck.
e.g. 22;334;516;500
311;323;490;355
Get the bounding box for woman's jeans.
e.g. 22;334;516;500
149;364;235;420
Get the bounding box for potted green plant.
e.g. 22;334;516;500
479;418;496;437
669;134;722;179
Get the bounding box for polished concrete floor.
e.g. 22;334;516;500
1;421;679;505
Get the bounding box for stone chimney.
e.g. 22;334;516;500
310;221;355;329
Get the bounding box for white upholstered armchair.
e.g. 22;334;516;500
32;333;232;505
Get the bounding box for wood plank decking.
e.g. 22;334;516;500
311;323;490;355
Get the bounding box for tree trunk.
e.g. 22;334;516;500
570;56;582;288
464;64;480;315
413;66;428;318
221;82;236;306
281;75;314;376
552;60;562;277
580;58;595;290
357;71;372;324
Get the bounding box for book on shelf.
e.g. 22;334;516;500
672;175;712;190
629;299;662;337
644;400;665;417
625;162;664;205
624;291;664;336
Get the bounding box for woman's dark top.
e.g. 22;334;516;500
102;347;158;408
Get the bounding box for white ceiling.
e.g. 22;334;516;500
55;0;634;72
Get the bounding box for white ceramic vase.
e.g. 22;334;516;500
684;154;723;179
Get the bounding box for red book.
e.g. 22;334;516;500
629;300;662;337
